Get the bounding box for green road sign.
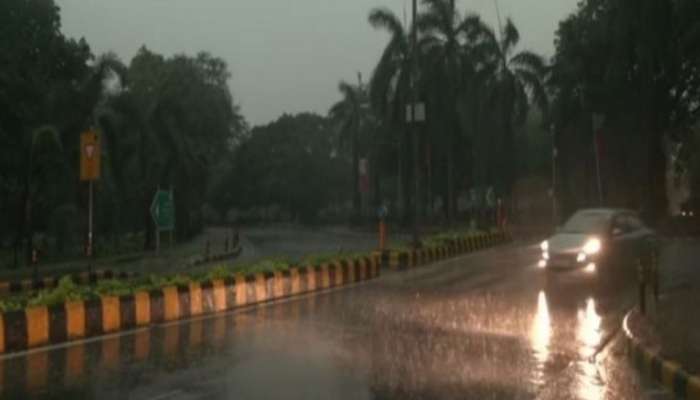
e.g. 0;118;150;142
150;190;175;231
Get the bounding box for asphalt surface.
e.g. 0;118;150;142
0;240;673;399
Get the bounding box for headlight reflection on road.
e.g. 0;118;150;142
576;298;604;400
578;298;601;357
530;291;551;385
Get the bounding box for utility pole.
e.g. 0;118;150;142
80;128;100;274
550;124;558;226
493;0;504;38
88;179;93;271
410;0;420;247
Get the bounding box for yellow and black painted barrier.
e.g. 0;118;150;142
623;311;700;399
0;270;139;296
0;254;380;355
0;291;344;397
378;230;511;271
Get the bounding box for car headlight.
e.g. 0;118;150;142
583;238;601;255
540;240;549;252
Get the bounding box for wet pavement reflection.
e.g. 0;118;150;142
531;291;552;385
0;244;655;399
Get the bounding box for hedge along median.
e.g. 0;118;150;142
0;252;381;354
376;230;511;270
0;270;139;297
0;245;243;297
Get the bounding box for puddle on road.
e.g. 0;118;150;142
528;290;607;400
530;291;552;385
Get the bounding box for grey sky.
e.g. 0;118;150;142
56;0;579;126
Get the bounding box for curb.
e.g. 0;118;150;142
377;231;511;271
0;270;139;296
0;254;381;355
623;310;700;399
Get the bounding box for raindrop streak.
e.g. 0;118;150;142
530;290;552;385
575;298;605;400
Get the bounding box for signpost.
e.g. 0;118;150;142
150;188;175;254
80;130;101;271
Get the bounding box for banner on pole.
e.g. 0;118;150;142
80;131;101;181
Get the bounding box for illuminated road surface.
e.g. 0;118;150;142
0;242;671;399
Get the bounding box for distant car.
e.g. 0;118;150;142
539;208;656;276
680;197;699;218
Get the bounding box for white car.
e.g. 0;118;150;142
539;208;656;275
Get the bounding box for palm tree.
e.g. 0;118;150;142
418;0;485;222
480;18;548;197
329;77;368;217
456;15;501;191
367;7;413;219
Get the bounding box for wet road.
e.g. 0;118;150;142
0;242;669;399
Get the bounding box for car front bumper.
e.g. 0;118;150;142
539;251;598;273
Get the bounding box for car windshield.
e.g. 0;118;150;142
561;212;611;233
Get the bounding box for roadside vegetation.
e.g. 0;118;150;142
0;253;354;312
0;227;494;313
3;0;700;273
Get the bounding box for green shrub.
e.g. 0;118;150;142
0;251;364;313
0;295;28;313
94;279;134;297
27;277;93;308
203;265;231;282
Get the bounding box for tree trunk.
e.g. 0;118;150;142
352;134;360;218
447;127;455;224
648;131;666;222
13;148;33;268
372;151;381;210
397;128;405;220
646;94;667;224
138;127;154;250
13;187;28;268
144;192;153;251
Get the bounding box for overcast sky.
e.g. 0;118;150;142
56;0;579;126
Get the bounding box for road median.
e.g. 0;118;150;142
0;254;380;355
376;230;512;270
0;229;511;356
623;309;700;399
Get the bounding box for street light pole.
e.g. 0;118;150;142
410;0;420;247
550;124;557;227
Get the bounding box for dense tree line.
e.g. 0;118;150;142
4;0;700;267
326;0;548;226
550;0;700;221
0;0;244;266
209;113;349;224
327;0;700;227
